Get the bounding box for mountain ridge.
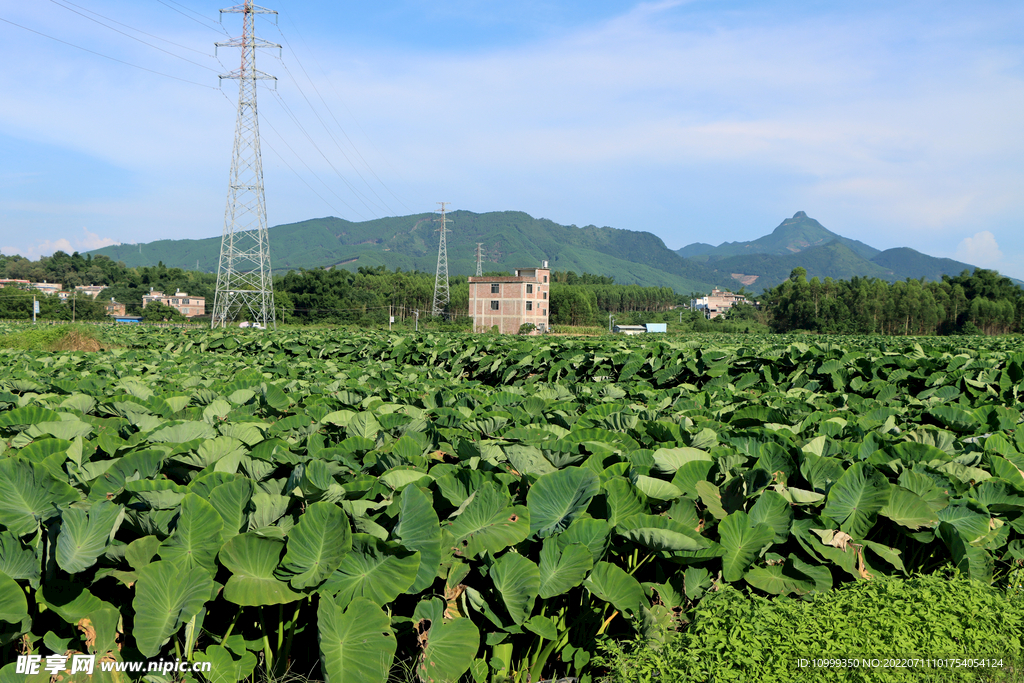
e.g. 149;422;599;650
88;210;1000;294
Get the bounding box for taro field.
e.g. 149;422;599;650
0;324;1023;683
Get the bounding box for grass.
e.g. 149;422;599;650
593;571;1024;683
0;324;108;351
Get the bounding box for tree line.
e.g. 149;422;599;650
762;267;1024;335
3;250;1021;336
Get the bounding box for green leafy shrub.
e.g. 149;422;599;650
596;572;1024;682
0;324;105;351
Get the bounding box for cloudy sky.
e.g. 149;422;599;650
2;0;1022;277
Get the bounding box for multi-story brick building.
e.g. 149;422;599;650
468;263;550;334
142;290;206;318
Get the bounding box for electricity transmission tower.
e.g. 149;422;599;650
432;202;451;317
475;242;484;276
211;1;279;329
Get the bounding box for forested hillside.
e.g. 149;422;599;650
89;211;719;293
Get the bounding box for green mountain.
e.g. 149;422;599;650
90;211;720;293
680;211;879;262
677;211;988;292
869;247;976;282
89;209;998;295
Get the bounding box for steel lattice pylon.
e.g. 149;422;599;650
212;1;279;329
432;202;451;317
475;242;484;276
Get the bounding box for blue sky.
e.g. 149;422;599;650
1;1;1023;277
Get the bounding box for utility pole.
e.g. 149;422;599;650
475;242;484;277
211;0;279;330
33;296;38;324
432;202;451;317
414;309;419;332
609;314;615;333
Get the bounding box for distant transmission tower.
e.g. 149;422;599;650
475;242;484;277
432;202;451;317
211;1;279;329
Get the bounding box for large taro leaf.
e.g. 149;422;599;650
744;553;832;595
176;436;247;469
208;477;255;541
719;511;775;582
527;467;600;538
616;514;710;552
147;420;217;443
490;552;540;624
743;562;815;596
320;534;419;606
748;490;794;542
56;501;124;574
275;501;351;590
971;480;1024;512
394;485;442;594
219;533;302;605
879;486;939;530
821;462;891;539
634;475;683;502
446;484;529;559
538;539;592;599
0;406;61;429
0;532;39;586
125;479;188;509
602;477;646;527
583;562;647;615
193;644;258;683
937;521;994;582
132;560;213;657
159;493;225;571
0;572;27;625
86;449;164;503
414;598;479;683
318;596;396;683
0;458;79;536
557;518;611;563
651;447;712;475
897;469;949;513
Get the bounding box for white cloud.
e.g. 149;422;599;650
956;231;1004;268
4;229;120;261
76;228;119;251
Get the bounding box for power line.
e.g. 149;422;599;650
258;110;360;219
56;0;218;56
267;88;382;217
267;53;389;215
0;15;218;89
264;20;403;216
268;15;415;213
48;0;221;73
153;0;229;35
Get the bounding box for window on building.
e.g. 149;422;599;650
490;301;499;310
544;275;548;283
491;284;500;294
526;301;533;311
526;284;533;294
543;308;547;315
543;292;547;300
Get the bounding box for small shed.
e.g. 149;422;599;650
114;316;143;324
644;323;667;333
613;324;648;335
